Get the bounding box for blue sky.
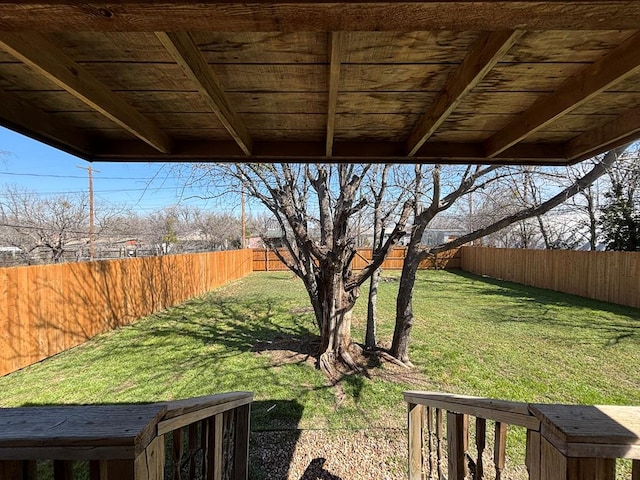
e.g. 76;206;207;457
0;127;243;215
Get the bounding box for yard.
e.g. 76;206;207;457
0;270;638;479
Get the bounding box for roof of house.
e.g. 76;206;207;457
1;2;640;165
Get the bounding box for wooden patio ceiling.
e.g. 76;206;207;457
2;2;640;165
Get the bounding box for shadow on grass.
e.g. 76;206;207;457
443;270;640;346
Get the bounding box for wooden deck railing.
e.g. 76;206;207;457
0;391;253;480
158;392;253;480
404;391;640;480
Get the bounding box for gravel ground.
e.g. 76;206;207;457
249;428;530;480
249;428;407;480
248;343;532;480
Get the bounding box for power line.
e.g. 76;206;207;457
0;171;178;181
0;185;207;197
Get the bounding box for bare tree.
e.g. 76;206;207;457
192;209;241;250
363;164;409;351
0;186;89;264
390;147;628;364
190;163;412;376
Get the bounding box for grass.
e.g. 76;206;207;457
0;269;638;434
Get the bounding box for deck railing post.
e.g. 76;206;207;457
447;412;466;480
476;417;486;480
525;430;541;480
232;403;251;480
493;421;507;480
408;402;425;480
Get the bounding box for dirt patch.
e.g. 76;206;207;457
250;429;407;480
249;339;531;479
249;339;437;479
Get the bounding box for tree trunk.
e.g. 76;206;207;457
390;239;421;365
316;264;360;376
365;267;381;351
587;193;598;250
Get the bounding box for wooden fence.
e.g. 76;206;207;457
252;247;461;271
0;250;253;377
460;246;640;308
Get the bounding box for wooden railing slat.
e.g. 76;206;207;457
188;423;198;479
53;460;73;480
427;406;435;479
213;413;223;480
232;404;251;480
447;412;466;480
172;428;183;480
436;408;443;480
526;430;541;480
632;459;640;480
493;422;507;480
476;417;486;480
408;402;424;480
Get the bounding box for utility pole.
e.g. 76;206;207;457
77;165;98;261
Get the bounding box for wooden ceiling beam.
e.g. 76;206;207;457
89;139;568;164
0;87;93;159
156;31;253;156
484;31;640;158
566;108;640;161
0;32;172;154
3;3;640;31
406;30;523;157
326;32;344;157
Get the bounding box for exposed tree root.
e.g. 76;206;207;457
318;347;362;381
319;343;416;383
378;351;413;369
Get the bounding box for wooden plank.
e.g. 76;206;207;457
4;3;640;31
436;408;444;480
447;412;466;480
484;31;640;157
403;391;540;430
0;460;24;479
213;414;224;480
406;30;523;156
494;422;507;480
101;460;134;480
502;30;637;63
326;31;343;156
134;435;164;480
566;457;616;480
341;63;453;92
158;394;253;435
194;32;326;64
53;460;73;480
541;437;567;480
566;107;640;160
0;32;171;153
633;459;640;480
0;87;93;159
0;404;166;456
156;31;253;155
530;404;640;447
53;31;175;62
232;404;251;480
476;417;486;480
407;403;424;480
526;430;541;480
344;31;477;64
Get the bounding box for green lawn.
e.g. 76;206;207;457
0;269;638;435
